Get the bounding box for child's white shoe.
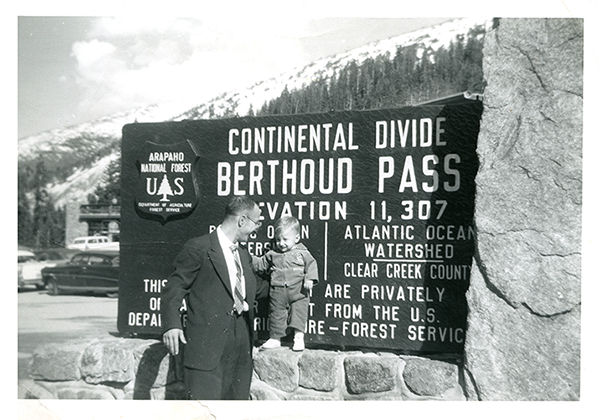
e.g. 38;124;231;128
261;338;281;349
292;332;305;352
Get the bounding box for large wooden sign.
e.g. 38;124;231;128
118;100;482;353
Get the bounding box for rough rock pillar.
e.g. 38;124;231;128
464;18;582;400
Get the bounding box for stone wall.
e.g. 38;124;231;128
20;337;465;401
464;18;582;400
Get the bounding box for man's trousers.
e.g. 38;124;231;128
184;312;252;400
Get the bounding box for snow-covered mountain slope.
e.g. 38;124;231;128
45;152;119;206
18;17;491;208
18;101;198;162
175;17;491;121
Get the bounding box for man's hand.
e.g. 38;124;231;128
163;328;187;355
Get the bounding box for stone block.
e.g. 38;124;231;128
440;385;467;401
253;348;301;393
402;358;459;396
345;392;403;401
344;355;399;394
80;338;156;384
50;380;117;399
18;380;57;399
29;340;91;381
288;390;339;400
108;387;126;400
149;387;166;400
250;379;287;400
56;387;116;400
123;380;135;400
298;350;340;392
465;265;580;401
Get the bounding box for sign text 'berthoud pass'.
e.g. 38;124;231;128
119;102;482;353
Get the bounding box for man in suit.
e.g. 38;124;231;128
161;196;266;400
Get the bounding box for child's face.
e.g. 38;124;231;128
276;228;300;252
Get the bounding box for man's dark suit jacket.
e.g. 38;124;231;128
161;230;265;370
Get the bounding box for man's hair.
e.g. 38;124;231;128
274;216;300;236
224;196;257;216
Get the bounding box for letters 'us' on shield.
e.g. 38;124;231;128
118;99;483;354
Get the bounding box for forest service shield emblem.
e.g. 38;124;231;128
134;140;200;225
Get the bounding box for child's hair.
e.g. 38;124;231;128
274;216;300;237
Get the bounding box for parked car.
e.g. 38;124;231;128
18;249;35;263
34;248;78;263
18;248;75;291
41;250;119;297
18;250;45;290
67;236;119;251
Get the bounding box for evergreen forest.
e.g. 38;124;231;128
256;26;485;116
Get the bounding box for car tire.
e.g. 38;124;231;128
36;284;46;290
48;278;60;296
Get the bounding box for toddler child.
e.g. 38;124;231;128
253;216;318;351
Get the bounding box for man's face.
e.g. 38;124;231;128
238;205;262;242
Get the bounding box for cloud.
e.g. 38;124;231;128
67;16;312;120
71;39;116;68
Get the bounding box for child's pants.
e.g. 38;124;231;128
268;283;308;338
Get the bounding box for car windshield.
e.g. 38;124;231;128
71;255;87;264
68;253;118;266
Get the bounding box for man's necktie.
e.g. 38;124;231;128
230;245;245;314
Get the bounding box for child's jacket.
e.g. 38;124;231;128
253;243;319;287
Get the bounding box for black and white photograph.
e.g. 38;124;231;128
12;1;596;419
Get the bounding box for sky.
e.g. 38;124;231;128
18;15;452;139
17;1;594;140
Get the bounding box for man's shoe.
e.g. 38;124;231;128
292;333;305;352
261;338;281;349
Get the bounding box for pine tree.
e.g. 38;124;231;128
18;172;33;246
157;175;174;202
